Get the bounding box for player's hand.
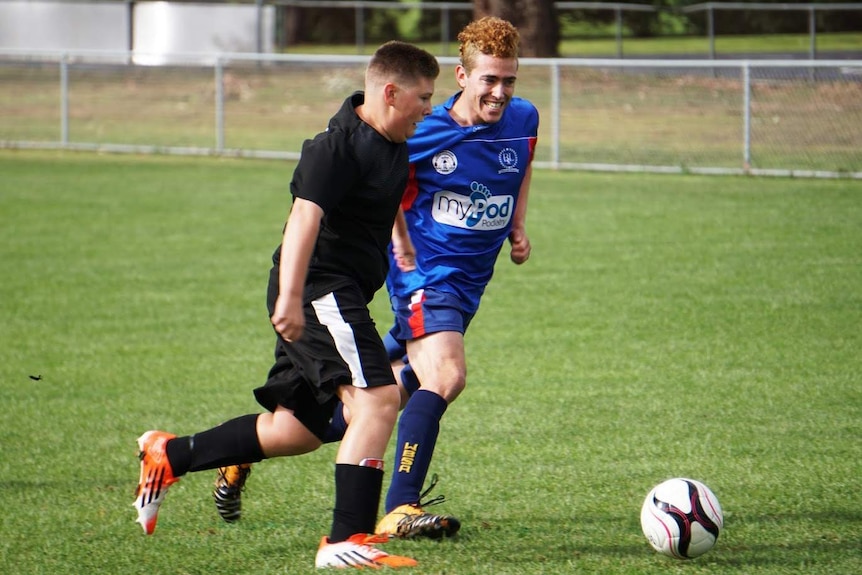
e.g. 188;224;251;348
392;235;417;272
509;228;531;264
271;294;305;342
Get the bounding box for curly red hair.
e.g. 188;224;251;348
458;17;520;72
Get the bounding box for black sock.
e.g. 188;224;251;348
330;463;384;542
165;414;265;476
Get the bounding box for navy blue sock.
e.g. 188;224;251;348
323;356;421;445
400;363;421;396
383;332;406;362
385;390;448;512
322;402;347;444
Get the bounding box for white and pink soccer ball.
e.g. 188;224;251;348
640;478;723;559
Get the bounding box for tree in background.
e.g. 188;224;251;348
275;0;862;51
676;0;862;36
473;0;560;57
396;0;423;40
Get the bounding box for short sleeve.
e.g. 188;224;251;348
290;130;359;214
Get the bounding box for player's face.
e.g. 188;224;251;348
455;54;517;125
388;77;435;143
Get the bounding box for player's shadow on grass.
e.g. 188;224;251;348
462;512;648;560
456;508;862;567
709;509;862;567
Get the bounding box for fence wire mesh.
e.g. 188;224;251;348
1;52;860;177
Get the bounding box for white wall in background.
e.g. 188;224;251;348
0;1;128;51
0;0;274;61
133;2;274;64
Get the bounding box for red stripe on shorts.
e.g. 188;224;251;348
407;290;426;338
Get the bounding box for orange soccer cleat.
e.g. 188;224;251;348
133;430;179;535
314;533;417;569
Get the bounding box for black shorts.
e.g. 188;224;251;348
254;276;396;440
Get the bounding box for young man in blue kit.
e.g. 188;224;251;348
132;41;439;569
215;17;538;542
374;16;538;539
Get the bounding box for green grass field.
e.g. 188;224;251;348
1;151;860;574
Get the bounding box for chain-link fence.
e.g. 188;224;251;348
1;50;860;177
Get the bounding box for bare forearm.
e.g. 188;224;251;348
272;198;323;341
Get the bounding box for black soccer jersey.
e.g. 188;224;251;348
276;92;409;303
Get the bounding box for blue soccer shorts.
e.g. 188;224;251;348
386;288;475;352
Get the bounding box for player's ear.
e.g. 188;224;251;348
454;65;468;90
383;82;399;106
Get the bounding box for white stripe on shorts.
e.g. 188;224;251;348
310;292;368;388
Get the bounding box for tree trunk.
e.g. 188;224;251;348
473;0;559;57
282;6;304;46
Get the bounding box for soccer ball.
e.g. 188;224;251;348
640;478;723;559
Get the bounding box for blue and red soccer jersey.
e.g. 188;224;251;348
386;92;539;318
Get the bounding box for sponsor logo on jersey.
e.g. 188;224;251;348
431;181;513;230
432;150;458;175
498;147;520;174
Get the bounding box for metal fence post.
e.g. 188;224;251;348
742;61;751;172
809;6;817;81
809;6;817;61
60;54;69;146
127;0;135;64
441;5;450;57
708;5;715;60
551;61;560;169
256;0;264;55
355;5;365;54
215;57;224;152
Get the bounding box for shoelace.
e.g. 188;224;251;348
217;466;251;491
352;533;391;545
417;473;447;507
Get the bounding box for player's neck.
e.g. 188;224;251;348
448;95;476;127
356;103;394;142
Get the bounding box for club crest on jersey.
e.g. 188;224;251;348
432;150;458;175
498;147;520;174
431;181;513;231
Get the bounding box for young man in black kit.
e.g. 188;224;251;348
133;41;439;569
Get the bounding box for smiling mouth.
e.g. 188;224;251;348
484;100;504;111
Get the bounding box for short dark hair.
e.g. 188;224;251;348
368;41;440;86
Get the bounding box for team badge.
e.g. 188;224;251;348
432;150;458;175
498;147;520;174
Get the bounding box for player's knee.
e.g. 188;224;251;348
261;410;322;455
426;366;466;402
358;384;401;424
445;374;467;401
